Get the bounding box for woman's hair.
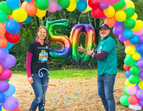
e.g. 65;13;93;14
36;26;49;42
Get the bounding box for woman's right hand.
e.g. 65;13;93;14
28;77;33;84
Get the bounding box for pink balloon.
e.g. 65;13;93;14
133;28;143;36
96;0;120;5
126;86;137;95
0;69;12;81
47;0;58;13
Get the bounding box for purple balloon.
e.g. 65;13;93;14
136;89;143;100
113;21;120;27
113;23;125;36
138;100;143;107
57;5;62;11
100;3;109;9
0;81;9;92
18;22;23;30
139;71;143;80
137;58;143;69
0;50;6;64
139;35;143;44
118;34;128;42
2;96;19;110
1;54;16;69
135;85;140;90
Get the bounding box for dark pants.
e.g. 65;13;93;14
97;74;116;111
29;72;49;111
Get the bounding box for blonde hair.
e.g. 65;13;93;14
36;26;49;42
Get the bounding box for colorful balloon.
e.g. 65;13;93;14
124;7;135;19
96;0;120;5
132;20;143;31
6;0;20;10
3;84;16;97
91;6;103;18
0;10;8;23
47;0;58;13
23;16;32;24
113;23;124;36
104;16;116;28
126;86;137;95
66;0;77;12
0;92;5;103
103;6;115;18
115;11;126;22
88;0;99;8
129;35;139;45
123;29;133;39
0;37;8;48
0;81;9;92
136;89;143;100
36;8;46;17
139;71;143;80
125;46;135;55
0;1;12;15
118;34;128;42
129;75;140;84
123;64;131;71
25;2;37;16
123;19;135;29
0;23;6;36
124;54;136;66
112;0;125;11
35;0;49;10
125;71;131;78
57;0;70;9
77;0;87;12
128;95;138;105
120;95;129;106
130;65;140;76
132;52;141;60
99;3;109;9
0;69;12;80
138;80;143;90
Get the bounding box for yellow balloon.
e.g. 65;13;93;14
132;20;143;31
125;79;136;87
85;1;91;12
131;13;138;21
138;80;143;90
12;8;27;22
66;0;77;12
21;1;27;10
126;0;135;8
36;8;46;18
132;52;141;60
115;11;126;22
103;6;115;18
2;107;7;111
125;46;135;55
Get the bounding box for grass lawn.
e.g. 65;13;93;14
12;69;98;79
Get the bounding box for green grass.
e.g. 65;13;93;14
12;70;98;79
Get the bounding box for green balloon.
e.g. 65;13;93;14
113;0;125;11
123;86;130;96
6;79;9;82
124;7;135;19
0;10;8;23
57;0;70;9
129;75;140;84
35;0;49;10
120;95;129;106
124;19;135;29
0;1;12;15
130;65;140;75
124;55;136;66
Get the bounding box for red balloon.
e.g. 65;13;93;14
5;31;20;44
12;106;21;111
128;95;138;105
91;6;103;18
88;0;99;8
123;64;131;71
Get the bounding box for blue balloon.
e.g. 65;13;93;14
123;29;133;38
129;35;140;45
0;105;1;111
0;92;5;103
23;16;32;24
5;19;20;34
6;0;20;10
77;0;87;12
125;71;131;78
136;44;143;55
25;0;32;2
6;42;14;49
3;84;16;97
0;48;9;54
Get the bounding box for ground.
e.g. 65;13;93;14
9;72;140;111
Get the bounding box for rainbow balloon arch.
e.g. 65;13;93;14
0;0;143;110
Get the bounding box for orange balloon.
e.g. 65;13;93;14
0;37;8;48
82;11;87;13
104;16;116;28
0;23;6;36
30;0;35;3
25;2;37;16
124;40;136;47
8;15;13;19
0;65;2;74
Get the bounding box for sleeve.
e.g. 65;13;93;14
92;51;109;60
26;52;33;78
28;43;34;54
101;40;114;53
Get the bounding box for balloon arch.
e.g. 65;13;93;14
0;0;143;110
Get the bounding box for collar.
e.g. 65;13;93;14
36;40;46;45
101;35;109;40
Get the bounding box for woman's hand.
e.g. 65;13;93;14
28;77;33;84
78;44;84;52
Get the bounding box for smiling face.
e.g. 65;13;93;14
99;27;110;38
37;28;48;41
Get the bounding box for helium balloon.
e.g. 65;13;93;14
124;7;135;19
5;31;20;44
6;0;20;10
115;11;126;22
136;89;143;100
23;16;32;24
47;0;58;13
3;84;16;97
133;28;143;36
123;29;133;39
57;0;70;9
25;2;37;16
123;86;130;96
0;10;8;23
88;0;99;8
0;69;12;80
129;75;140;84
128;95;138;105
113;23;124;36
123;64;131;71
125;71;131;78
123;19;135;29
124;54;136;66
5;19;20;34
36;8;46;18
77;0;87;12
0;65;2;74
125;46;135;55
18;22;23;30
103;6;115;18
66;0;76;12
96;0;120;5
136;44;143;56
35;0;49;10
1;54;16;69
113;0;125;11
132;52;141;60
131;13;138;21
130;65;140;76
138;81;143;90
2;96;19;110
118;34;128;42
120;95;129;106
0;81;9;92
129;35;139;45
125;79;136;87
137;58;143;69
0;48;9;54
139;71;143;80
57;5;62;11
99;3;109;9
0;37;8;48
104;16;116;28
124;40;136;47
126;86;137;95
0;1;12;15
132;20;143;31
0;92;5;103
0;23;6;36
12;8;27;22
91;6;103;18
126;0;135;8
138;100;143;107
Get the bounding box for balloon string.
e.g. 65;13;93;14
88;12;92;25
59;12;63;19
78;12;82;24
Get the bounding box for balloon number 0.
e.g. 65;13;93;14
46;20;95;64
